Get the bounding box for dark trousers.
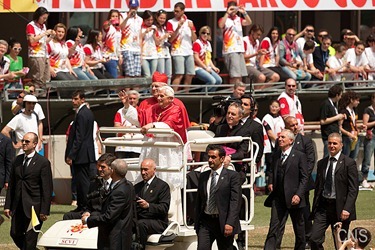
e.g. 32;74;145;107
264;198;306;250
11;203;43;250
276;190;313;248
73;163;95;210
138;218;167;248
310;198;351;250
197;214;234;250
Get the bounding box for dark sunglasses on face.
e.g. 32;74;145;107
21;139;31;144
201;32;210;35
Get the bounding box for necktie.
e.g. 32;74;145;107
142;182;149;196
105;181;110;191
207;172;218;214
324;157;336;197
281;153;287;163
23;156;30;170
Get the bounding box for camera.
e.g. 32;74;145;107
212;96;239;117
87;176;109;200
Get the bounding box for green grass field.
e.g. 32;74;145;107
1;190;374;249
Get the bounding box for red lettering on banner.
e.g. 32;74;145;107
141;0;157;8
304;0;319;7
52;0;60;8
113;0;123;8
260;0;278;7
163;0;171;9
73;0;94;8
184;0;193;8
239;0;259;7
96;0;111;8
352;0;367;7
281;0;297;8
335;0;347;6
2;0;10;9
197;0;212;8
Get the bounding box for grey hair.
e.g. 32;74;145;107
0;40;8;47
111;159;128;177
228;102;244;117
159;85;174;98
234;81;246;89
126;89;140;98
281;129;295;140
328;132;342;143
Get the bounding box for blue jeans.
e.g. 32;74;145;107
141;58;158;77
73;67;97;80
103;59;119;78
281;66;311;81
157;57;172;84
362;136;375;178
322;139;329;158
342;136;360;160
195;68;222;92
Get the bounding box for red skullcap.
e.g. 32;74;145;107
152;71;168;84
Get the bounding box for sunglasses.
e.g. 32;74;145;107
17;94;24;99
21;139;31;144
287;33;296;36
201;32;210;35
306;29;314;32
13;47;22;51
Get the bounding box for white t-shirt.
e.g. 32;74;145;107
141;25;158;59
11;101;45;121
47;41;70;73
120;13;143;52
262;114;285;149
243;36;259;67
220;15;244;54
166;16;195;56
365;47;375;69
260;37;278;68
345;48;369;67
155;27;171;59
296;37;314;65
26;21;47;58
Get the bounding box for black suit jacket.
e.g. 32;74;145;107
65;105;96;164
5;152;53;218
195;168;242;235
265;148;308;209
0;134;13;188
87;178;135;250
214;117;264;163
313;46;330;72
311;153;358;221
134;177;170;224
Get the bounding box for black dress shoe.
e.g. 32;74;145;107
0;215;5;226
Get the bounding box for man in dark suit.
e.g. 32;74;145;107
276;116;316;248
264;129;308;250
134;158;170;248
195;144;242;250
65;90;96;212
82;159;135;250
63;153;116;220
310;133;358;250
0;133;13;225
4;132;53;249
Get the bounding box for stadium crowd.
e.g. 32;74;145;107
2;0;375;249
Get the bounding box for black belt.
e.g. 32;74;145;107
204;213;219;218
322;196;336;204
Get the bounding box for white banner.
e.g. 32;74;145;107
3;0;375;12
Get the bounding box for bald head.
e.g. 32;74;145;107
140;158;156;182
284;116;299;134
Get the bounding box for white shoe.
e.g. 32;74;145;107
362;180;371;188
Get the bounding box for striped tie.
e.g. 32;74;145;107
207;172;218;214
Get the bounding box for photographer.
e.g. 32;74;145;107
63;153;115;220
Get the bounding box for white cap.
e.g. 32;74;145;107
23;95;38;103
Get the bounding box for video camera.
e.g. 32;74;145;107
212;96;240;117
86;176;110;200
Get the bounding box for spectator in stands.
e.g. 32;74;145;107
5;38;27;79
66;27;97;80
134;158;171;249
259;27;290;82
63;153;115;220
138;71;190;130
338;91;361;159
83;29;114;79
26;7;55;88
48;23;77;81
320;85;344;158
193;26;222;92
295;25;316;52
154;9;172;83
326;43;351;82
1;95;43;155
361;93;375;189
243;24;279;89
345;40;370;80
0;40;15;81
316;29;335;56
313;35;333;77
365;34;375;81
120;0;142;77
262;100;284;181
218;1;252;84
167;2;197;92
279;28;311;81
102;9;122;79
141;10;158;78
231;81;246;100
341;29;359;49
278;78;305;132
114;90;141;158
302;40;322;81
